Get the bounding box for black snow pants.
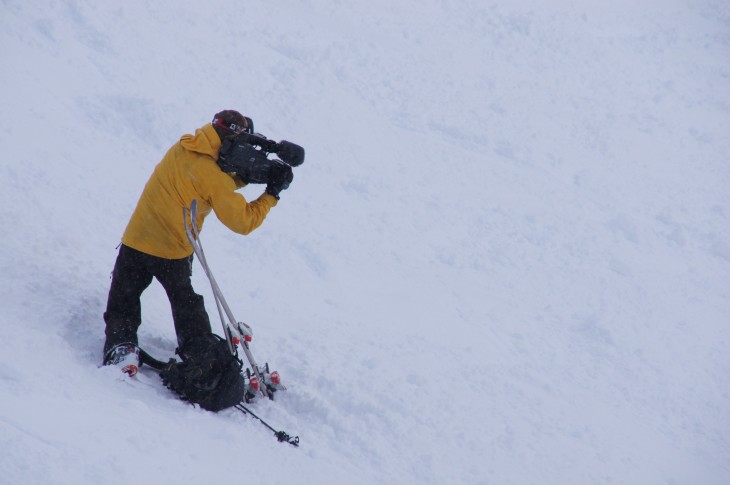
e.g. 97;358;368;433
103;244;212;358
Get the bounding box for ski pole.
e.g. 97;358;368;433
235;403;299;447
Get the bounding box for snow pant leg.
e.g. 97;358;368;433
103;245;153;358
150;254;212;350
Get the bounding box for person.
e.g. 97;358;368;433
102;110;292;378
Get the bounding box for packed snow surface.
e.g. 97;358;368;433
1;1;728;484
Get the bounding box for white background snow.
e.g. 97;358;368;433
1;1;729;484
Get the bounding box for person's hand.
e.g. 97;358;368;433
265;161;293;199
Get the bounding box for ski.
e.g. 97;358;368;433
183;199;270;399
178;199;298;446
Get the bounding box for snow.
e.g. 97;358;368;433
1;1;729;483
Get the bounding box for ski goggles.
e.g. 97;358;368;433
213;116;254;135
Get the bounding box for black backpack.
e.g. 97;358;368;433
159;335;245;412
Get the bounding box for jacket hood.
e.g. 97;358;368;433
180;124;221;158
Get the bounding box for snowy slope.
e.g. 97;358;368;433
1;1;729;484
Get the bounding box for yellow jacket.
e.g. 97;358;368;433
122;124;278;259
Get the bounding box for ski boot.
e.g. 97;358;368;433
104;343;140;377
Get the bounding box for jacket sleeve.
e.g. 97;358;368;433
193;162;278;235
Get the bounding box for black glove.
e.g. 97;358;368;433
265;160;294;199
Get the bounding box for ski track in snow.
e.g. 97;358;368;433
1;1;729;484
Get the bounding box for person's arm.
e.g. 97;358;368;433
195;163;278;235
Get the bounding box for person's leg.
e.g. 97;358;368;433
151;254;213;353
102;245;153;360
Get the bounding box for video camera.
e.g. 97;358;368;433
217;132;305;185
